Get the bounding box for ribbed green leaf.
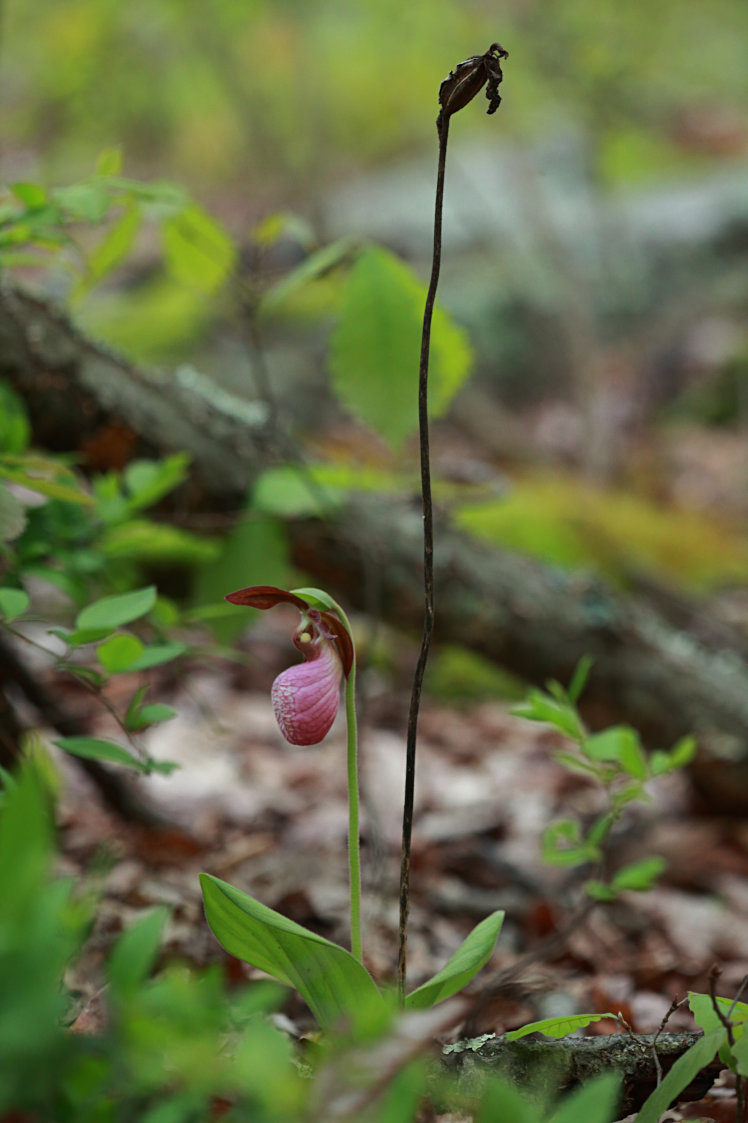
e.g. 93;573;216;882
200;874;384;1029
505;1012;617;1041
405;911;503;1010
329;246;472;449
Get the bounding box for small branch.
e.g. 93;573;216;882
708;964;747;1123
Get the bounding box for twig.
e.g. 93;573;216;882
708;964;746;1123
652;993;689;1084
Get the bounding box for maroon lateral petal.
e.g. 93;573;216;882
225;585;309;611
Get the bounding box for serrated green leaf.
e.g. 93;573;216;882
162;202;236;293
0;588;29;622
76;586;156;631
199;873;384;1029
329;246;472;449
97;633;145;672
635;1028;727;1123
405;911;504;1010
505;1012;618;1042
54;737;146;772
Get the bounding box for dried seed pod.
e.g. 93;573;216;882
438;42;508;120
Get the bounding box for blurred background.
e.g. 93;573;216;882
4;0;748;553
3;0;748;1053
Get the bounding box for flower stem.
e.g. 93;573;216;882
398;111;450;1003
345;658;363;963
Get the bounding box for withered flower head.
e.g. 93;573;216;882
438;42;508;121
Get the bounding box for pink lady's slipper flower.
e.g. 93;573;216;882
225;586;354;746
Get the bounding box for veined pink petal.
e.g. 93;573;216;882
271;638;343;746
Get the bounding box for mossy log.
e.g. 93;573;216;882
441;1030;724;1118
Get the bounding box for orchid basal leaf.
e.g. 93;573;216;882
405;910;504;1010
200;874;384;1029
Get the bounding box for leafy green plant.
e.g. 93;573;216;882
515;658;696;900
201;583;504;1030
199;46;512;1033
633;984;748;1123
0;150;235;297
0;403;222;775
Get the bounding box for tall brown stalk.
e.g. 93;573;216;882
398;43;508;1002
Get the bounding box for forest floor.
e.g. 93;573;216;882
52;596;748;1123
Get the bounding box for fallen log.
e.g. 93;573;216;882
3;286;748;809
441;1030;725;1119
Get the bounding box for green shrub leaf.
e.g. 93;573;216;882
329;246;472;449
0;588;30;622
76;586;157;631
199;873;384;1029
54;737;146;773
97;633;145;672
405;911;503;1010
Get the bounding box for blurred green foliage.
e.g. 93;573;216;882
0;758;627;1121
456;470;748;593
4;0;747;196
